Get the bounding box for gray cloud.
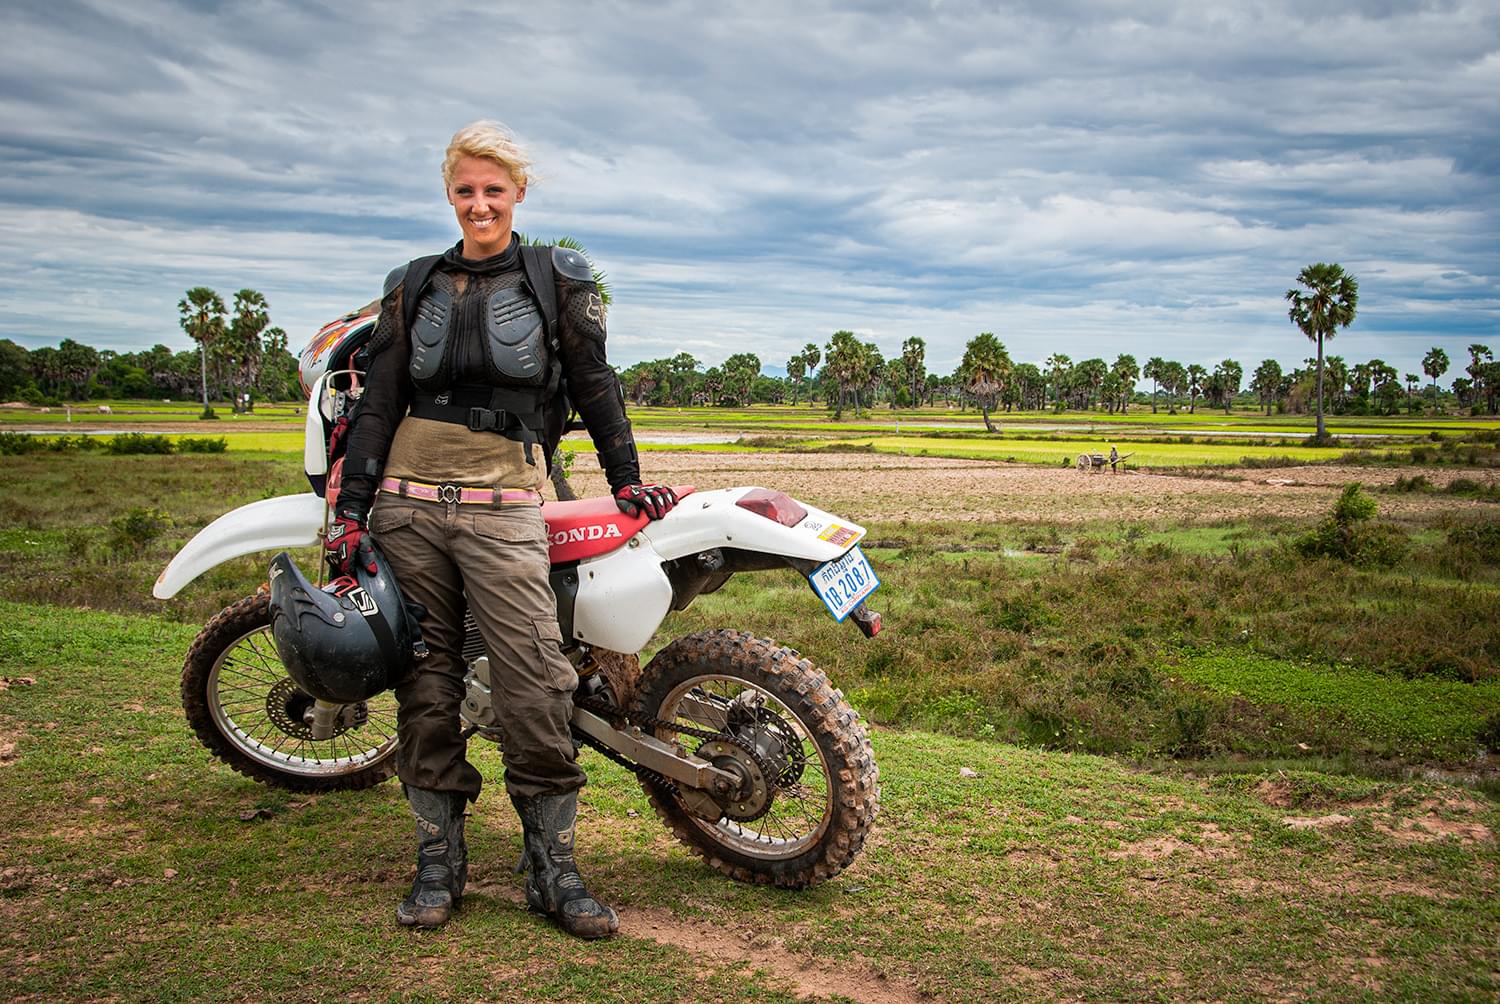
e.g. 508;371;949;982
0;0;1495;380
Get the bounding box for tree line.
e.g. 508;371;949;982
8;266;1496;423
618;336;1497;420
1;288;299;410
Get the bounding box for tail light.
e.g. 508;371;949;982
735;489;808;527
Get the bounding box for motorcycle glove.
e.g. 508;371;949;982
614;484;677;521
326;415;351;462
325;512;378;576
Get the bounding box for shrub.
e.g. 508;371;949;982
50;435;99;453
105;506;171;555
1447;478;1500;501
1068;537;1100;562
0;432;45;455
1479;712;1500;754
1444;520;1500;564
102;433;174;455
1295;483;1407;566
0;434;103;455
176;436;228;454
994;592;1055;634
1391;474;1432;493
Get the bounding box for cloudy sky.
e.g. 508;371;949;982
2;0;1496;379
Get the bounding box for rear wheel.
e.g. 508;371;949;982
181;593;399;791
630;629;878;888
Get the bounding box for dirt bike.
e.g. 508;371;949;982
152;311;883;888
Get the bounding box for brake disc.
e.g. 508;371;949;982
695;738;775;822
265;678;360;740
265;677;318;740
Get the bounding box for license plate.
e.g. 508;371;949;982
808;546;880;622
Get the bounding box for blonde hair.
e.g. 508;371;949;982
442;120;533;188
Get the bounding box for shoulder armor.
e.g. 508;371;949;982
383;263;409;298
550;245;594;282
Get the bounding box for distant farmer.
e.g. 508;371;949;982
1109;445;1119;472
328;121;676;936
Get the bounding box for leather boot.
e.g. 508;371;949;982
396;786;462;928
447;797;468;904
511;791;619;939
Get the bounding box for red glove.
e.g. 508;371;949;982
324;512;377;576
327;415;351;461
614;484;677;520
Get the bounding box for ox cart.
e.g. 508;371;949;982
1077;450;1133;472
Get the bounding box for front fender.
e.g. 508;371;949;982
153;493;327;599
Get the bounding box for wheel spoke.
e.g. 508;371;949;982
203;618;399;776
651;670;840;859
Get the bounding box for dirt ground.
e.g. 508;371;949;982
568;453;1499;525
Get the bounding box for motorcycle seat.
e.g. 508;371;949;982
542;486;695;563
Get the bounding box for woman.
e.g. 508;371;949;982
327;121;676;937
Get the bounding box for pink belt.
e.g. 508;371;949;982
379;477;542;506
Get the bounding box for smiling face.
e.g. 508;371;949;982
446;155;526;259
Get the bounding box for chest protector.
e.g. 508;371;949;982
384;246;578;472
483;285;547;381
407;272;547;391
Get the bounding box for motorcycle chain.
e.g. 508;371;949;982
572;692;780;808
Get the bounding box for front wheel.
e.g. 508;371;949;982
181;592;399;791
630;629;879;888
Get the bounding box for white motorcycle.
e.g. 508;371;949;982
153;310;883;887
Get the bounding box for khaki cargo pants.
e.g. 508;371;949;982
368;498;583;802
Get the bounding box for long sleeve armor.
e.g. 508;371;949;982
338;260;639;520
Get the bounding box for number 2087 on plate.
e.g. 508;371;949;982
808;546;880;622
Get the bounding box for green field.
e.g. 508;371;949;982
8;399;1498;468
1;423;1497;1000
2;600;1496;1001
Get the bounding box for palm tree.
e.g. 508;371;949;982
1466;345;1492;412
823;331;861;419
1186;364;1206;413
785;356;806;404
1111;354;1139;413
901;337;926;408
1215;359;1243;414
1421;347;1449;407
961;332;1012;432
228;288;270;411
801;343;821;378
1144;356;1164;413
1286;263;1359;440
178;287;227;417
1252;359;1282;415
1044;353;1071;411
55;338;100;400
856;341;883;414
1074;358;1107;410
1160;361;1186;414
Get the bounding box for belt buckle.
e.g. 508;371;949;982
467;407;506;432
437;483;462;504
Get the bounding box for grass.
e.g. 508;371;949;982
3;452;1497;770
1173;651;1500;756
7;401;1498;466
823;434;1349;466
1;599;1497;1001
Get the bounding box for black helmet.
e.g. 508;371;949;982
267;546;425;703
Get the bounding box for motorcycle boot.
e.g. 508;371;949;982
511;791;619;939
396;786;465;928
